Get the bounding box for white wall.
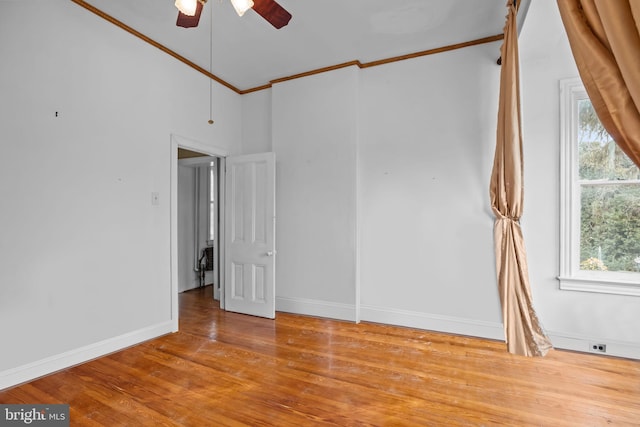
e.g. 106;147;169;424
178;165;197;292
518;1;640;357
239;2;640;358
0;0;241;388
241;90;272;154
239;30;503;335
271;67;359;320
358;42;503;337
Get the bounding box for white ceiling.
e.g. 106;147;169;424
79;0;511;92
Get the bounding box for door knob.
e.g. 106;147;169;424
266;251;276;256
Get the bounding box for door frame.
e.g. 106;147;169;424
170;133;228;332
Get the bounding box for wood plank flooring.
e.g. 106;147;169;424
1;285;639;426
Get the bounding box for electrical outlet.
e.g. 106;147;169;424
589;343;607;353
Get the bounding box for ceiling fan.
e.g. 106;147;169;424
175;0;292;29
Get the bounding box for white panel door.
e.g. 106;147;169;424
224;152;276;318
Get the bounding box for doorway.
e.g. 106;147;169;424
170;134;277;330
170;135;229;331
177;149;221;297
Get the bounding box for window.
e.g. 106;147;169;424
559;78;640;296
207;160;216;243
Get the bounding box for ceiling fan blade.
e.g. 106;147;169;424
176;1;203;28
252;0;292;29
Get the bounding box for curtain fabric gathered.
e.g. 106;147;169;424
490;2;553;357
557;0;640;167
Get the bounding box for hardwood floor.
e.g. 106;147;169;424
1;286;639;426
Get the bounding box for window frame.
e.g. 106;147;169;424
207;160;216;244
558;78;640;297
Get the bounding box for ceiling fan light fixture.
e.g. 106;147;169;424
230;0;254;17
175;0;198;16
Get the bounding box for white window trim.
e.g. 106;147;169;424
207;161;216;244
558;78;640;297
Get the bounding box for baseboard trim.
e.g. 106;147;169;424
547;331;640;360
359;305;640;360
360;305;640;360
276;296;356;321
274;298;505;340
0;321;175;391
360;304;505;340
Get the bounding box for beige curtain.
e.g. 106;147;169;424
557;0;640;167
490;2;553;357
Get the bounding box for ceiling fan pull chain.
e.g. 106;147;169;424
208;0;215;124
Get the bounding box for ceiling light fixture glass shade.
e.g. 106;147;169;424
230;0;254;17
175;0;198;16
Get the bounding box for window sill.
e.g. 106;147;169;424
558;276;640;297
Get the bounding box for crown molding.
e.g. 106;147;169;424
71;0;504;95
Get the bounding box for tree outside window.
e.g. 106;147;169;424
577;100;640;273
